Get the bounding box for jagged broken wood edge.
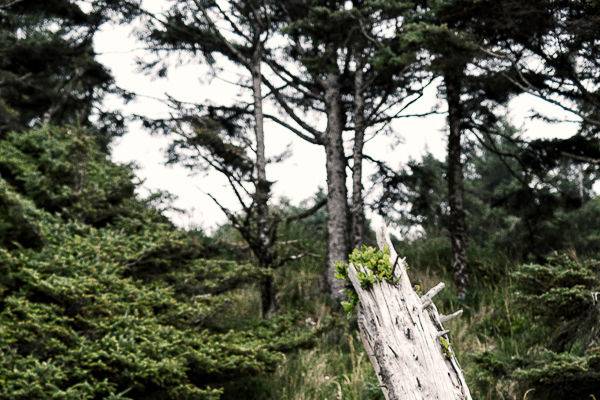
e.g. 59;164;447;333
347;224;472;400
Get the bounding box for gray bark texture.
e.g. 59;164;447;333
351;65;366;249
348;225;472;400
323;71;350;301
252;53;275;316
444;74;469;300
252;58;268;239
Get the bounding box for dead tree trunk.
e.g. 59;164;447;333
348;224;472;400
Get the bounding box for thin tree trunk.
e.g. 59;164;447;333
323;71;350;301
351;64;366;249
251;53;275;316
444;73;468;300
260;274;275;317
252;56;268;244
348;225;472;400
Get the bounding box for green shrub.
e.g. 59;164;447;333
0;126;137;226
474;254;600;399
0;127;312;399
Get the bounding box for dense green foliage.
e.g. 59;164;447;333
0;0;137;142
0;127;312;399
0;127;137;228
380;128;600;278
471;254;600;399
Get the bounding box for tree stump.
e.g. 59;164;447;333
347;225;472;400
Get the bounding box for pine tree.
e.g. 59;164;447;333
140;0;328;316
384;0;528;298
261;0;428;300
0;0;137;144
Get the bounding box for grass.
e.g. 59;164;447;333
223;233;533;400
272;329;382;400
233;255;384;400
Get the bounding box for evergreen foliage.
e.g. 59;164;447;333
377;125;600;278
0;127;136;227
0;126;312;399
474;254;600;399
0;0;137;142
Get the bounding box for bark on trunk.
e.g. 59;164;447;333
444;73;468;300
260;274;276;317
323;71;350;301
252;56;269;249
252;54;275;316
351;65;366;249
348;224;472;400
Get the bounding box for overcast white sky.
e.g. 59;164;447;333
94;0;579;232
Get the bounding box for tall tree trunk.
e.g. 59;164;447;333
351;64;366;249
323;71;350;301
444;73;468;300
252;54;275;316
252;58;269;247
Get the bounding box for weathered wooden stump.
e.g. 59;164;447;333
347;225;472;400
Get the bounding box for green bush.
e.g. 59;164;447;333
0;126;312;399
474;254;600;399
0;126;137;226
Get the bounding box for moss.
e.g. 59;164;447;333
340;290;359;314
439;336;452;359
347;245;399;289
413;284;423;296
335;246;399;315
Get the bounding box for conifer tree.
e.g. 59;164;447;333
373;0;525;297
347;0;430;248
263;0;428;300
140;0;327;316
270;2;351;300
371;0;477;298
0;0;137;144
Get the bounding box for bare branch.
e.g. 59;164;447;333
262;76;324;141
440;310;463;324
421;282;446;309
283;198;327;223
0;0;25;9
263;113;323;145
